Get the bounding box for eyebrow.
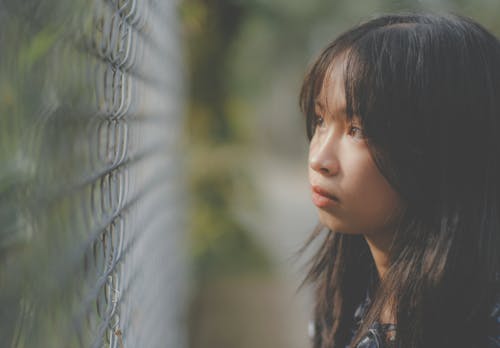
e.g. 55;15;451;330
314;100;348;120
314;100;325;112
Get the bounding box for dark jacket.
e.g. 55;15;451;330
348;292;500;348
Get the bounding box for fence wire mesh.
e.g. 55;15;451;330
0;0;186;347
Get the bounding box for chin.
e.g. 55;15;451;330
318;211;360;234
318;212;343;232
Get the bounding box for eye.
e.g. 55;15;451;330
348;125;364;139
313;114;325;128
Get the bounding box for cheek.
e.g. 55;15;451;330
344;156;401;232
360;184;400;231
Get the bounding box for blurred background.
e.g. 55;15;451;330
0;0;499;347
182;1;500;347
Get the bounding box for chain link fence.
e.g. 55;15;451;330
0;0;186;347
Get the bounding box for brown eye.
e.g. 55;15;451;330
314;115;325;128
348;125;364;139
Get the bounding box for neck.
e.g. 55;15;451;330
364;230;396;324
363;229;394;280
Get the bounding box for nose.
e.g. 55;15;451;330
309;134;340;177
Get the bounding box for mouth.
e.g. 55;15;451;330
311;186;340;208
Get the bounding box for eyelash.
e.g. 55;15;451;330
313;114;364;139
348;125;364;139
313;114;324;128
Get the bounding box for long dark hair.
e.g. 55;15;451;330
300;13;500;348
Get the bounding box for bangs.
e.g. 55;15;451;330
301;22;423;147
300;33;385;141
300;43;341;140
300;22;427;198
299;40;383;142
344;24;423;147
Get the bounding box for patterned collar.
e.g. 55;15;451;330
348;284;396;348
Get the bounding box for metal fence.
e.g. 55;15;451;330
0;0;186;347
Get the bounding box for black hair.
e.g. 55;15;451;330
300;13;500;348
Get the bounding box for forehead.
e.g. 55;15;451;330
315;57;347;115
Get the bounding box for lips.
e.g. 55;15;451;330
312;186;339;201
311;186;340;208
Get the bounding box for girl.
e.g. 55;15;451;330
300;13;500;348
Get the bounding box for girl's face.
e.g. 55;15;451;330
308;61;401;237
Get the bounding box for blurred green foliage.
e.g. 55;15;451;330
181;0;271;279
